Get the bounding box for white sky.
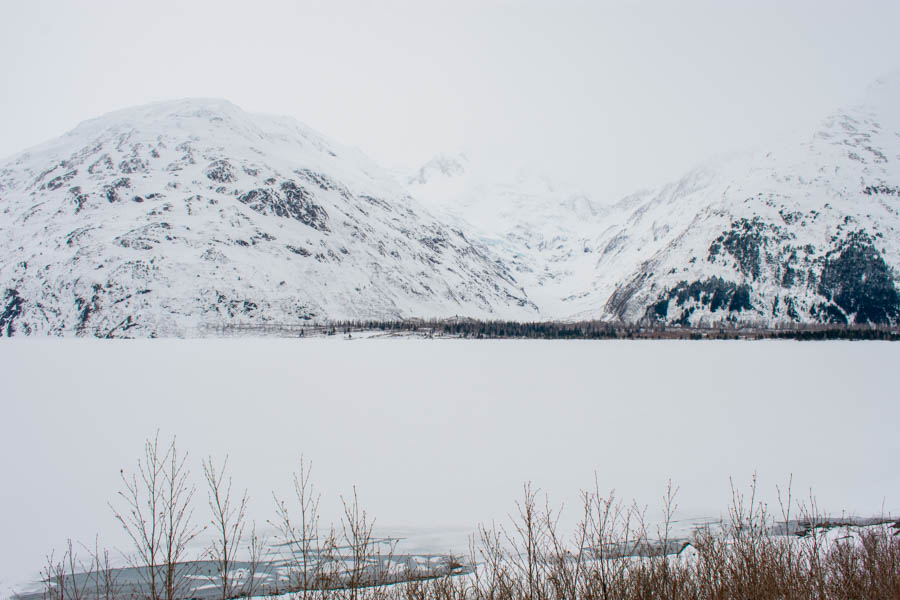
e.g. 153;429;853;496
2;0;899;200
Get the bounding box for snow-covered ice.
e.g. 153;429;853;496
1;338;898;598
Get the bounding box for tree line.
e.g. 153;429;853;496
304;319;900;341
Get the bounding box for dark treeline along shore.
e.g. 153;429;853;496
208;319;900;341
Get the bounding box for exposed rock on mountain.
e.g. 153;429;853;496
3;73;900;337
0;100;536;336
410;76;900;327
593;76;900;326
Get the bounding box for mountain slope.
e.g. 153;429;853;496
0;100;536;336
409;76;900;326
588;75;900;326
406;155;609;317
3;74;900;337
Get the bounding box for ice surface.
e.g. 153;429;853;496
1;338;898;598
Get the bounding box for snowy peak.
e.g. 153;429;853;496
68;98;327;147
406;154;606;227
3;72;900;337
0;101;536;337
398;73;900;327
407;153;468;185
860;68;900;115
401;159;609;318
582;74;900;326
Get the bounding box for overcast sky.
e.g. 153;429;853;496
2;0;899;200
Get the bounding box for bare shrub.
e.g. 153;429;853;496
244;522;268;598
87;537;118;600
270;455;322;591
40;440;900;600
41;540;90;600
111;433;202;600
203;455;249;600
340;486;376;595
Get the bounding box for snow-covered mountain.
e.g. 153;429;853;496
2;73;900;337
0;99;536;336
406;155;609;316
589;74;900;326
409;75;900;327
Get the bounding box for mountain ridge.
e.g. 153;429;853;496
2;77;900;336
409;75;900;327
0;98;537;337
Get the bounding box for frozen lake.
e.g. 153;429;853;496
1;338;898;598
